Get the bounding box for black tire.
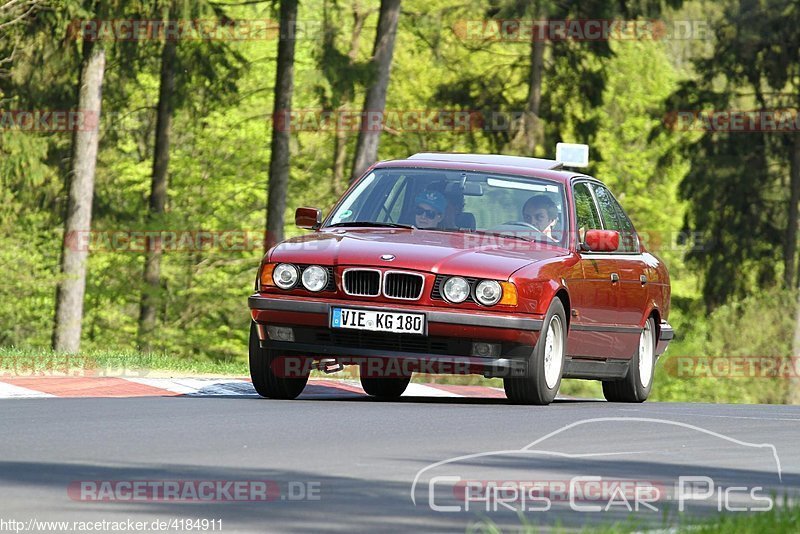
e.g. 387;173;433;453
359;361;411;399
504;298;567;405
602;317;656;403
249;322;309;399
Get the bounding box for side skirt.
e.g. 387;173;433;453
562;356;630;380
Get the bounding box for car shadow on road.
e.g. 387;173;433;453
292;395;603;405
0;457;796;533
259;381;603;404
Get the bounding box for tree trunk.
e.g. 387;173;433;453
785;135;800;288
138;34;177;351
332;124;348;196
790;134;800;404
265;0;298;251
511;34;544;155
332;2;367;196
52;41;106;353
349;0;401;182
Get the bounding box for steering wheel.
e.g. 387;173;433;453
499;221;539;230
489;221;559;243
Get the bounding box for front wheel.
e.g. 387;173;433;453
249;323;309;399
504;298;566;405
602;317;655;403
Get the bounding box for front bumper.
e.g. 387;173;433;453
248;294;544;374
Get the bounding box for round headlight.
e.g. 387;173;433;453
475;280;502;306
273;263;299;289
301;265;328;292
443;276;470;303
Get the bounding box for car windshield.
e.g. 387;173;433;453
326;168;568;247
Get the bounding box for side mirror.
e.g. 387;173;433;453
584;229;619;252
295;207;322;230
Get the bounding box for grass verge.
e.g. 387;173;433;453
470;500;800;533
0;346;248;377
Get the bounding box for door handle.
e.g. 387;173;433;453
610;273;619;283
640;275;648;285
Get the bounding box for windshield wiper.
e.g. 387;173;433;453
327;221;415;229
467;230;533;242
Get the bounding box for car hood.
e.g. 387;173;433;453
268;229;567;280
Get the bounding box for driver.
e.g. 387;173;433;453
522;195;559;240
414;190;447;229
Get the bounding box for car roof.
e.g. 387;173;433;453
373;153;594;185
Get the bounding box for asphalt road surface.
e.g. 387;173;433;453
1;393;799;532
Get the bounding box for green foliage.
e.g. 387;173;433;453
0;0;797;410
668;0;800;309
469;497;800;533
0;345;248;375
652;287;795;404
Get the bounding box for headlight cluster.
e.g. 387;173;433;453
301;265;328;292
443;277;470;303
262;263;329;292
273;263;299;289
475;280;502;306
441;276;514;306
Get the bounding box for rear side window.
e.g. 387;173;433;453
591;184;639;253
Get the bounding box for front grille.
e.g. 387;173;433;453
383;272;424;300
343;269;381;296
275;327;528;360
431;275;477;302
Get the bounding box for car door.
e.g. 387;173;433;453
566;181;620;359
590;183;647;359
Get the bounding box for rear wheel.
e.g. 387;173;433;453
602;317;655;403
249;323;309;399
504;298;566;405
359;361;411;399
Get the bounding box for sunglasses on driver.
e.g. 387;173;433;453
415;206;439;218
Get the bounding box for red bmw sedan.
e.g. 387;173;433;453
248;152;673;405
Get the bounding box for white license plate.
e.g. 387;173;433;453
330;307;426;335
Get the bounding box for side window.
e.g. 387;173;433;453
573;183;602;243
591;184;639;253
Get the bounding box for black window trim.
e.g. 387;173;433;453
570;176;642;256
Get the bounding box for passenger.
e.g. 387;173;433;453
442;188;465;229
522;195;559;240
414;190;447;229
